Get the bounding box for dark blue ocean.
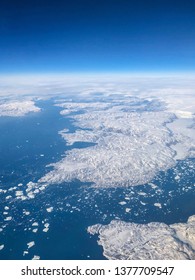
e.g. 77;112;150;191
0;100;194;259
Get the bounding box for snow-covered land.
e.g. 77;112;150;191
88;215;195;260
39;96;195;188
0;101;40;117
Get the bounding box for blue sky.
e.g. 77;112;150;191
0;0;195;73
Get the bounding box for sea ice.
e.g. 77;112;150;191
15;191;23;196
154;203;162;208
32;222;38;227
27;241;35;249
23;210;30;215
43;223;50;232
119;201;127;206
46;207;53;213
32;255;40;260
4;216;12;221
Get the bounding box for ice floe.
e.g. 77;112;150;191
46;207;53;213
32;222;38;227
32;255;40;260
15;191;23;197
43;223;50;233
4;216;12;221
23;210;30;215
119;201;127;206
154;203;162;208
27;241;35;249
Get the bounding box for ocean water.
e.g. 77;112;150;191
0;100;194;260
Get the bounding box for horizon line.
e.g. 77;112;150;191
1;70;195;77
